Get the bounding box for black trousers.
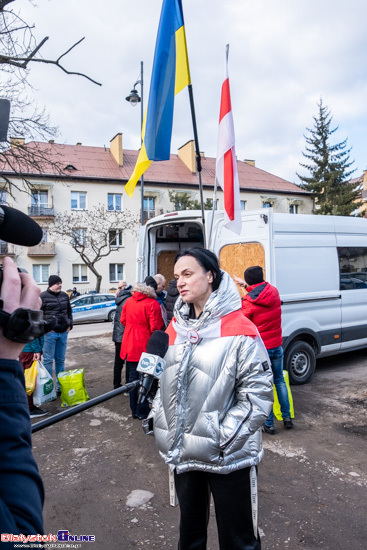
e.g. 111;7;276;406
113;342;129;389
174;467;261;550
127;360;151;418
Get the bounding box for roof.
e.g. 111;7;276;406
0;140;310;195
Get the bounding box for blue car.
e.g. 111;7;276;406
71;293;116;323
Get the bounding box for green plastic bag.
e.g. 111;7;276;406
58;369;89;408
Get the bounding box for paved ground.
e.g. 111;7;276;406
68;320;113;339
31;332;367;550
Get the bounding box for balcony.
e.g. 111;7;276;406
28;205;55;218
28;242;56;256
142;208;164;224
0;242;15;256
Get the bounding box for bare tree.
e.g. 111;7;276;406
0;0;101;195
50;206;139;293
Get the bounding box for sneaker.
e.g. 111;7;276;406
30;407;49;418
283;418;294;429
262;424;275;435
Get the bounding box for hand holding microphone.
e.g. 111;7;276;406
137;330;169;404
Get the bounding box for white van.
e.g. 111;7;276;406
137;208;367;384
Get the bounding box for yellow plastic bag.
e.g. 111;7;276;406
25;360;38;396
273;370;294;420
58;369;89;408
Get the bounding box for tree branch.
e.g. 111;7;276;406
0;37;102;85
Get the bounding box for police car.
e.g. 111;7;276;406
71;293;116;323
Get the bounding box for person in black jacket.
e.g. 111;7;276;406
40;275;73;395
70;287;80;298
112;281;132;389
165;278;179;324
0;256;44;535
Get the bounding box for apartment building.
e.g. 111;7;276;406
0;133;313;290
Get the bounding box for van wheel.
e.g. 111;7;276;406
285;341;316;385
108;310;116;322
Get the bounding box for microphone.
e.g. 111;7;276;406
137;330;169;404
0;205;43;246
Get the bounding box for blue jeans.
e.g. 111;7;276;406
265;346;291;427
43;331;68;392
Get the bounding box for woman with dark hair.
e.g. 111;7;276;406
147;247;273;549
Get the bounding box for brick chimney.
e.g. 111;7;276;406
244;159;255;167
178;140;196;173
110;133;123;166
10;137;25;147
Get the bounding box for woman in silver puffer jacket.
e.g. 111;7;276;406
148;248;273;550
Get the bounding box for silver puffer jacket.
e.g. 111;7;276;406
149;271;274;474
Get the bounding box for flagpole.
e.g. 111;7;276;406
187;83;206;246
208;175;218;248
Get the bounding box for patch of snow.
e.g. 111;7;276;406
126;489;154;508
73;448;89;455
90;419;102;426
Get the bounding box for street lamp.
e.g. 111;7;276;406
126;61;144;225
125;88;140;106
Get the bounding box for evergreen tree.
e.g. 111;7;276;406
168;190;213;211
298;99;360;216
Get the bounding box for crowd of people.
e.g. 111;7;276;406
2;242;295;549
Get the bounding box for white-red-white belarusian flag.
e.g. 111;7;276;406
215;45;242;234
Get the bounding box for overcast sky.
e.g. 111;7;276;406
17;0;367;184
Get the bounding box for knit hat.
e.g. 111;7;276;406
48;275;62;287
144;276;158;291
244;266;264;286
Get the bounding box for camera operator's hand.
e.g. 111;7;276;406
0;256;41;360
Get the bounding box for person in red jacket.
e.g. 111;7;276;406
234;266;293;434
120;276;164;419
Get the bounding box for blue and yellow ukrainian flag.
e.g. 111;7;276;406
125;0;191;197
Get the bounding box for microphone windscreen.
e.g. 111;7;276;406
0;205;43;246
146;330;169;358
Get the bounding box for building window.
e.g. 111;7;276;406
240;200;246;210
289;204;298;214
109;263;124;282
143;196;156;221
262;202;272;208
107;193;122;211
0;190;7;204
31;190;48;206
72;228;86;246
109;230;123;247
72;264;88;283
0;239;8;254
33;264;50;284
71;191;86;210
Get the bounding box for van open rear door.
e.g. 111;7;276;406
138;210;208;282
